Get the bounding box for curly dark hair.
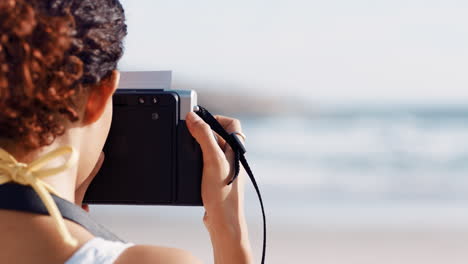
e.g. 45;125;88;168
0;0;127;148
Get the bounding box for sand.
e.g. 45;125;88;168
89;205;468;264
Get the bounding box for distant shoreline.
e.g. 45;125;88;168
189;89;468;118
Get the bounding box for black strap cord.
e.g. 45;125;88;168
0;183;123;242
196;106;267;264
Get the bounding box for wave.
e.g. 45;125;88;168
241;108;468;201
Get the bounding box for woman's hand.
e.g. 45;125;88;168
186;112;252;264
74;152;105;212
186;112;246;225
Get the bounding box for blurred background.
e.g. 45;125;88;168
91;1;468;263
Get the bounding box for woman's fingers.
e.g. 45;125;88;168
213;132;228;152
214;115;246;147
186;112;225;163
214;115;242;135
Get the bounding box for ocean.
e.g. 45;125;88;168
239;105;468;227
91;104;468;263
243;105;468;201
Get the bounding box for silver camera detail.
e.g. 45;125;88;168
118;71;198;120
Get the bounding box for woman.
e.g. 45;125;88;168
0;0;253;263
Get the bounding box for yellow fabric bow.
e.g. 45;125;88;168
0;146;79;247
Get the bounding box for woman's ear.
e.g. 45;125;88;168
83;70;120;125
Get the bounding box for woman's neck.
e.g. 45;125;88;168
0;136;79;203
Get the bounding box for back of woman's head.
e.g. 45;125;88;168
0;0;127;149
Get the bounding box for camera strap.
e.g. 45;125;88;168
196;106;267;264
0;183;123;242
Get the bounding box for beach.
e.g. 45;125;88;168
90;105;468;263
90;204;468;264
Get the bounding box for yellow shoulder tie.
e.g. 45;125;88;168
0;146;79;247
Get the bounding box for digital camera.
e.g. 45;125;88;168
83;71;203;206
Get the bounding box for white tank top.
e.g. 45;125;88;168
65;237;134;264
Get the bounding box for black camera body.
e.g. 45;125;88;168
83;72;203;206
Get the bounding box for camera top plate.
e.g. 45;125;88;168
118;71;172;89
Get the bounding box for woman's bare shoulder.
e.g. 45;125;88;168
114;244;203;264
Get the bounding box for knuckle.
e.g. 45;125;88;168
231;118;241;129
193;119;210;131
199;122;211;132
215;115;227;122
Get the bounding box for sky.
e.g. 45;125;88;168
119;0;468;104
